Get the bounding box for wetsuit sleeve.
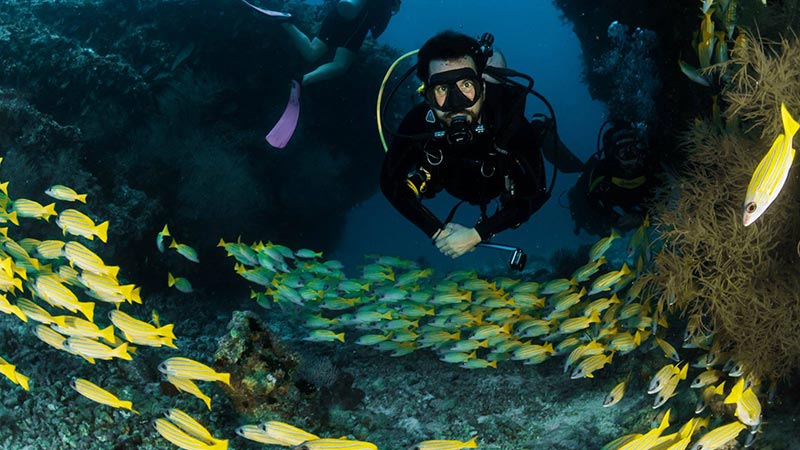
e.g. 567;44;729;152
474;119;549;240
368;0;394;39
380;109;444;238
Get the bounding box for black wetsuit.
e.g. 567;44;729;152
380;83;549;240
568;152;654;237
318;0;396;52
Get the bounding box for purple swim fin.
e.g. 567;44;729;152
238;0;292;20
266;80;301;149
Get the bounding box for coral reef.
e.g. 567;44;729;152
0;0;401;290
646;32;800;380
212;310;306;421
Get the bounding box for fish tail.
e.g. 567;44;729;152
781;103;800;139
95;221;109;243
100;325;115;344
12;305;27;322
115;342;133;360
43;203;57;221
218;372;232;386
8;211;18;226
79;301;95;322
16;372;29;391
167;272;176;287
464;436;479;448
76;193;87;203
157;324;176;339
216;237;226;247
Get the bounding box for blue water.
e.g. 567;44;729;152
330;0;609;272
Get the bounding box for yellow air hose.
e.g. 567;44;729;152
377;49;419;152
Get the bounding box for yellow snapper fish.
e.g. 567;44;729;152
588;263;631;296
724;378;762;427
618;409;671;450
35;239;66;260
292;438;378;450
17;298;66;327
63;336;132;362
408;436;479;450
165;374;212;410
10;198;57;221
688;421;747;450
71;378;138;413
156;224;170;252
62;241;120;278
168;272;194;293
33;274;95;321
154;417;227;450
570;352;613;379
603;372;631;407
56;208;109;242
51;315;115;343
589;228;620;262
743;103;799;226
158;356;231;386
0;356;30;390
45;184;87;203
304;330;345;343
170;239;200;263
0;293;27;321
164;408;228;447
236;424;287;445
258;421;320;446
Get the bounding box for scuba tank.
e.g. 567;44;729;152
337;0;366;20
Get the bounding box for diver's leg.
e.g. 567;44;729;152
301;47;357;85
281;24;329;62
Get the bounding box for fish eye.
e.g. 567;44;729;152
692;377;700;384
744;202;757;214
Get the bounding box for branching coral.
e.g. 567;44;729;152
648;38;800;378
720;31;800;137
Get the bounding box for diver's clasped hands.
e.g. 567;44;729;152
433;223;482;258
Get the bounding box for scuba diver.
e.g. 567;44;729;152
380;31;584;260
567;120;656;237
239;0;401;148
240;0;401;86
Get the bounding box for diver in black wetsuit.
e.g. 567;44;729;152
381;31;582;259
567;121;656;237
280;0;401;85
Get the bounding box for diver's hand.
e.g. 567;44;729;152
434;223;481;258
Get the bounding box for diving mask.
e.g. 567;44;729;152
424;67;484;113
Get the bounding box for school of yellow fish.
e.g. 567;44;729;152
0;148;774;449
222;213;769;449
0;158;486;449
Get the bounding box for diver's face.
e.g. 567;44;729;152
427;56;484;127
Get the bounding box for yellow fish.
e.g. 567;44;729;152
158;356;231;385
724;378;762;427
63;336;132;362
10;198;57;221
603;372;631;407
0;293;27;322
56;208;109;242
165;375;211;410
235;424;286;445
304;330;345;343
258;421;319;446
156;224;170;253
164;408;227;447
71;378;137;413
0;356;30;390
293;438;378;450
743;103;799;226
168;272;194;293
170;239;200;263
688;421;747;450
411;436;478;450
45;184;87;203
154;417;227;450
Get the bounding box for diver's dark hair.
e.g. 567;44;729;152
416;31;486;82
